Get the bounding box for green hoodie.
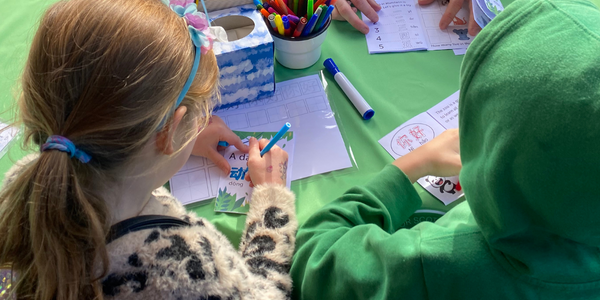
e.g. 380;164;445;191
290;0;600;298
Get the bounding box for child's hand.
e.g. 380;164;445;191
392;129;461;183
245;137;289;187
192;116;249;174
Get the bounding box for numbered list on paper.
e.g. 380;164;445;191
364;1;428;54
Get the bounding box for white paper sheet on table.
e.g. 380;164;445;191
170;74;352;205
363;0;475;54
378;91;463;205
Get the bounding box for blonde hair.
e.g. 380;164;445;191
0;0;219;298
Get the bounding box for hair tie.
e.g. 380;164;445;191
41;135;91;163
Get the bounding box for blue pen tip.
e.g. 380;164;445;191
323;58;339;76
285;122;291;128
363;109;375;120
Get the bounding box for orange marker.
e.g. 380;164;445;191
276;0;289;14
293;17;307;37
260;8;270;17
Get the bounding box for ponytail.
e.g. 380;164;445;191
0;0;219;298
0;151;109;299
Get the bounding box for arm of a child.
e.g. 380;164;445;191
238;137;298;296
291;129;460;300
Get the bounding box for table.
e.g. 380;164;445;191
0;0;466;248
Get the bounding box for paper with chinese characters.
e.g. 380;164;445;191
214;130;295;214
378;91;463;205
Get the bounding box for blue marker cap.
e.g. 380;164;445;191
363;109;375;120
323;58;340;76
218;141;229;147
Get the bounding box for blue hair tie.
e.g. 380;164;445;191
41;135;91;163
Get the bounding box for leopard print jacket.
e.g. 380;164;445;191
3;155;297;300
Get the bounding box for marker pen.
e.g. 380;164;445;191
323;58;374;120
260;123;292;157
302;12;318;36
293;17;307;37
275;14;285;36
268;14;277;30
282;16;291;36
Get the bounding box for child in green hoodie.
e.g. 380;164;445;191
291;0;600;299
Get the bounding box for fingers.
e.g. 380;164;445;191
258;138;270;150
249;137;260;158
222;129;249;153
468;1;481;36
351;0;379;24
335;0;369;34
367;0;381;11
206;147;231;175
439;0;464;30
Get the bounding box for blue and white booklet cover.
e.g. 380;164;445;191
214;130;295;214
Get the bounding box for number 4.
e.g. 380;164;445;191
376;36;381;40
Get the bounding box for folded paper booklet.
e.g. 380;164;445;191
214;130;295;214
379;91;462;205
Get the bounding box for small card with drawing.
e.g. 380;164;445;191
378;91;462;205
214;130;295;214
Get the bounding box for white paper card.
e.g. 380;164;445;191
363;0;475;54
379;91;463;205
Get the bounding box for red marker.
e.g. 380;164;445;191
293;17;307;37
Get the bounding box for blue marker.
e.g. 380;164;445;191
260;122;291;157
324;58;374;120
218;141;229;147
302;13;319;36
315;5;334;32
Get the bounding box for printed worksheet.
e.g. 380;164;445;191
364;0;475;53
379;91;462;205
214;131;295;214
215;74;352;180
170;74;352;205
364;1;428;53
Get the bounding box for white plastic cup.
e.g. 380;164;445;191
269;17;331;69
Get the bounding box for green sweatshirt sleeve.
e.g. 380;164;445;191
291;164;427;300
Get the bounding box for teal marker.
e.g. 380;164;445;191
218;141;229;147
260;122;291;157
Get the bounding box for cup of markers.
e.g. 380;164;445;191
255;0;336;69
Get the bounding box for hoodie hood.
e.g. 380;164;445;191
459;0;600;283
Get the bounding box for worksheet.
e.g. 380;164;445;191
364;0;475;54
214;131;295;214
379;91;462;205
170;74;352;205
215;74;352;180
0;123;18;160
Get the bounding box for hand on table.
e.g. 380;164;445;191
245;137;289;187
192;116;249;174
418;0;481;36
392;129;461;183
333;0;381;34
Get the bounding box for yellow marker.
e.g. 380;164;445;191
275;14;285;36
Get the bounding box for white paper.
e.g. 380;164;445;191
0;124;18;160
214;74;352;180
453;48;467;55
364;1;428;54
214;133;295;214
364;0;475;54
379;91;463;205
170;75;352;205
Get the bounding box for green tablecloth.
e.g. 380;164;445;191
0;0;466;247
